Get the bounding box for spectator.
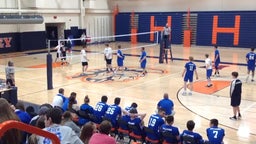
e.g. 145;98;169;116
78;95;94;126
5;60;15;87
89;120;116;144
62;111;81;136
146;108;165;141
93;95;109;124
157;93;174;116
160;115;180;143
180;120;204;144
80;122;97;144
52;88;67;109
30;104;51;126
37;108;83;144
0;98;22;144
206;119;225;144
26;106;37;118
15;101;31;124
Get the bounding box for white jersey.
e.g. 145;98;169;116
163;26;171;36
55;44;63;54
37;124;83;144
81;49;87;62
205;58;212;70
104;47;113;59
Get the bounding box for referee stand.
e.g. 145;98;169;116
159;33;173;64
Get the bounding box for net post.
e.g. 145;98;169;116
159;34;164;63
46;40;53;90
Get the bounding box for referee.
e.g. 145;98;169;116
163;23;171;48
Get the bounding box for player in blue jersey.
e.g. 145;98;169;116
125;102;138;112
246;48;256;82
160;115;180;144
146;108;165;141
78;96;94;126
157;93;174;116
128;108;146;136
182;56;198;96
180;120;204;144
104;97;122;128
206;119;225;144
114;45;125;74
214;46;221;77
93;95;109;124
140;47;147;76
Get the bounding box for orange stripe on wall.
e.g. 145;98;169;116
212;15;240;46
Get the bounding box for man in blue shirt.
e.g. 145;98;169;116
157;93;174;116
105;97;122;128
214;46;221;77
182;56;198;96
115;45;125;74
146;108;165;141
94;95;109;124
160;115;180;144
206;119;225;144
125;102;138;112
128;108;146;136
246;48;256;82
180;120;204;144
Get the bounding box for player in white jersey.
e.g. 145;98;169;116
81;46;89;75
54;42;64;62
104;43;113;72
205;54;213;87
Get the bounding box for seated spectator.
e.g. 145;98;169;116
37;108;83;144
206;119;225;144
128;108;146;136
93;95;109;124
52;88;67;109
125;102;138;112
30;104;51;126
157;93;174;116
15;101;31;124
28;116;46;144
62;92;79;112
78;95;94;126
62;111;81;136
180;120;204;144
146;108;165;141
26;106;37;118
104;97;122;128
80;122;97;144
89;120;116;144
0;98;22;144
160;115;180;144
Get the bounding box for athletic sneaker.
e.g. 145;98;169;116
229;116;237;120
252;79;254;82
238;113;242;119
188;92;192;96
182;92;187;96
206;84;213;87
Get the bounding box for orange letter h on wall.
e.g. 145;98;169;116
212;15;240;46
150;16;172;41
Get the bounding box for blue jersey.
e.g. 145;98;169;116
215;50;220;64
94;102;109;123
180;130;204;144
105;104;122;127
78;104;94;125
140;51;147;62
246;52;256;70
128;117;143;135
147;114;165;140
184;62;196;80
160;124;180;143
206;126;225;144
119;115;130;130
157;98;174;115
117;49;124;66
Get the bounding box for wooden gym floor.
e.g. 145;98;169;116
0;42;255;143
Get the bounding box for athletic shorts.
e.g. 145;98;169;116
231;95;241;107
82;62;88;66
106;59;112;64
206;69;212;79
117;60;123;67
247;65;255;71
56;53;60;58
141;61;146;69
215;62;219;69
184;76;193;82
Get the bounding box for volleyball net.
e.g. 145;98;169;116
47;31;160;67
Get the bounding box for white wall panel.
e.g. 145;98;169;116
0;0;17;8
21;0;80;9
110;0;256;12
0;25;18;33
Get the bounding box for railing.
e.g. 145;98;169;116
0;120;60;144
